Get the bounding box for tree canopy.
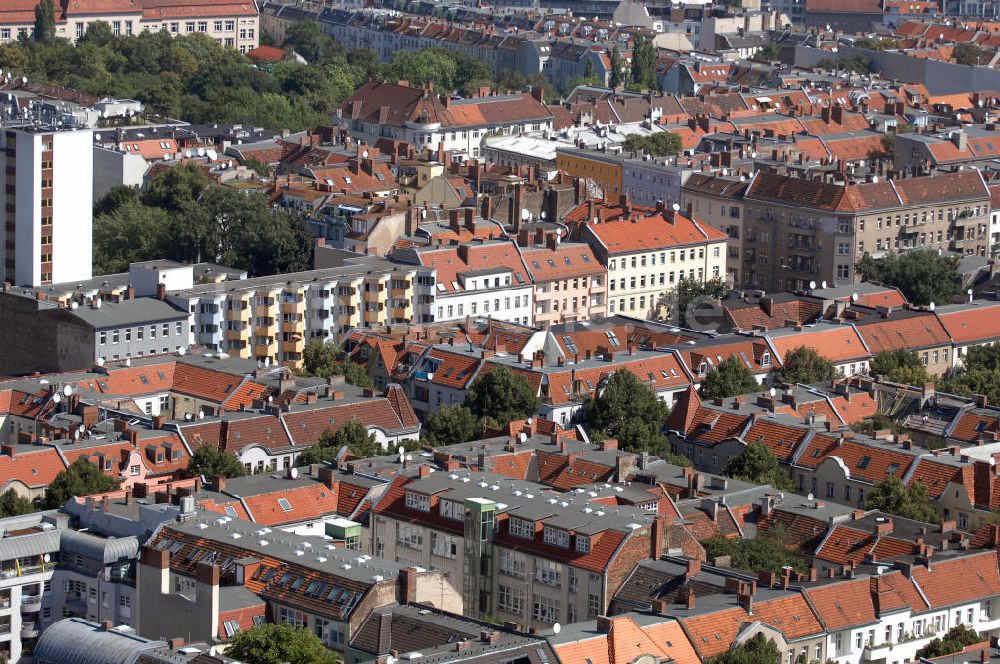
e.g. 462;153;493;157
722;441;793;490
93;164;313;277
297;419;382;466
300;341;373;388
705;634;784;664
941;344;1000;406
855;250;962;306
675;278;730;329
181;445;246;480
870;350;930;386
699;356;759;400
423;405;480;447
954;42;983;66
224;623;338;664
916;625;983;659
702;535;807;575
464;366;538;427
0;489;34;518
44;459;120;509
582;371;689;464
622;132;682;158
778;346;836;385
866;475;940;524
630;36;657;90
34;0;56;43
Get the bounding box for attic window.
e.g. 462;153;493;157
139;375;149;385
886;463;900;476
277;498;292;511
562;336;578;354
605;330;620;347
224;506;238;518
547;259;556;268
858;456;871;469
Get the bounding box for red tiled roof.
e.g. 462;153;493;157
855;313;951;353
242;483;341;526
937;304;1000;345
796;434;917;485
283;400;412;446
743;418;810;463
414;240;529;295
769;326;870;364
682;595;823;660
910;551;1000;608
951;410;1000;444
0;448;67;491
805;577;878;631
536;450;615;491
585;212;727;255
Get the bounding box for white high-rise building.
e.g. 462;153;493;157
1;126;93;287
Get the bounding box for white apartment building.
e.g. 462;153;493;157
1;126;93;287
395;240;535;326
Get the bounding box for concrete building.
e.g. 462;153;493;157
1;126;93;288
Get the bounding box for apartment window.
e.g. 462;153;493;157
113;21;121;36
278;606;306;627
169;22;179;33
150;325;156;339
826;482;835;498
497;548;526;578
430;532;458;559
185;21;195;32
75;22;84;38
440;499;464;521
397;523;423;549
2;29;11;40
535;560;562;587
225;19;235;30
543;526;569;548
100;331;107;345
112;330;120;344
404;491;429;512
197;21;208;32
532;595;559;623
498;584;525;614
214;20;223;31
576;535;590;553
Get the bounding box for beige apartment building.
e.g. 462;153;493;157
167;255;421;369
679;174;750;286
683;171;991;291
583;208;728;319
1;0;259;53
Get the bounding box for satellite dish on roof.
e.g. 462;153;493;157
769;387;776;397
97;357;105;367
553;622;562;634
807;492;814;501
78;424;85;435
851;292;859;302
63;384;72;397
809;281;817;290
289;467;298;479
386;656;396;664
185;413;193;421
519;432;528;443
968;288;974;295
821;281;828;289
177;346;187;356
540;210;547;219
52;394;61;404
397;445;405;456
362;149;369;159
929;301;936;311
197;412;205;420
124;358;131;367
672;203;680;212
521;208;530;221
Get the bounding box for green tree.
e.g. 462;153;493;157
424;405;479;446
870;350;930;386
630;36;658;90
622;132;683;158
940;344;1000;406
464;366;538;427
33;0;56;42
705;634;785;664
582;371;688;464
866;475;940;523
778;346;836;385
92;201;170;274
699;356;759;400
954;42;983;66
722;441;793;490
609;46;624;87
300;341;374;388
282;21;341;64
675;277;730;327
297;419;383;466
94;185;141;217
916;625;983;659
0;489;34;518
181;445;246;480
143;162;209;212
850;413;902;437
44;459;120;509
701;537;807;575
754;43;780;62
224;623;338;664
855;250;962;306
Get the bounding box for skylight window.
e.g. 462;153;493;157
857;456;871;469
277;498;292;511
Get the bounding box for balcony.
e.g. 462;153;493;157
282;299;305;315
20;596;41;613
282;319;303;334
226;306;248;321
21;622;38;638
252;301;276;317
282;338;305;354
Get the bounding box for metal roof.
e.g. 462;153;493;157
33;618;165;664
60;530;139;565
0;528;61;561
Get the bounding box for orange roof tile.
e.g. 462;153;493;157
910;551;1000;608
585;212;727;255
682;595;823;659
0;448;67;491
805;577;878;630
937;304;1000;345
